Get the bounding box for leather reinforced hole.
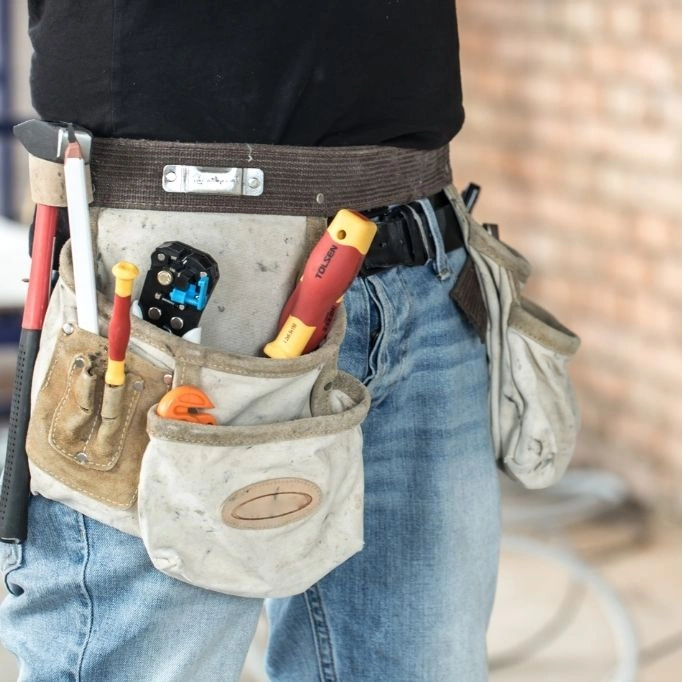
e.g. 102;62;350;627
221;478;322;530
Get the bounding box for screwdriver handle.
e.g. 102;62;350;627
105;261;139;386
264;210;376;359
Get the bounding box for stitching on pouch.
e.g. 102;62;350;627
125;312;337;379
129;323;332;379
175;353;328;379
150;417;360;448
508;322;573;355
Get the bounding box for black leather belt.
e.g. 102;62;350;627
358;191;464;276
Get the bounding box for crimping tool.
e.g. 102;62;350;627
138;241;219;336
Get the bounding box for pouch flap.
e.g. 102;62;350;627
509;298;581;356
147;369;370;446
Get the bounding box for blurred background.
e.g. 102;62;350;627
1;2;681;681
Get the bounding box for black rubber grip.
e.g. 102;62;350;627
0;329;41;543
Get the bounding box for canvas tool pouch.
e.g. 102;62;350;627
24;139;451;597
445;186;582;489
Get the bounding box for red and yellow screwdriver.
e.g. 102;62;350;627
263;209;377;359
105;261;140;386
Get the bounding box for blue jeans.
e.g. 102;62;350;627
0;201;500;681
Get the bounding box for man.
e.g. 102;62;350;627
0;2;500;680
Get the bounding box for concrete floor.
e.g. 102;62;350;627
0;480;680;681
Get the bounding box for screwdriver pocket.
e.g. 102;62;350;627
23;242;173;534
26;325;169;512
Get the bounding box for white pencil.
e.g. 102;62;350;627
64;127;99;334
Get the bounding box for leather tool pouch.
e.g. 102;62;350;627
446;186;581;489
26;210;370;598
27;324;167;511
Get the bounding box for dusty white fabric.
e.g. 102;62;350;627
446;186;581;489
139;376;368;598
29;463;142;535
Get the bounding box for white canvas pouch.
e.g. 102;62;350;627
446;186;581;489
140;371;368;598
26;207;370;597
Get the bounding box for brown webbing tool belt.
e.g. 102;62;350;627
90;138;452;215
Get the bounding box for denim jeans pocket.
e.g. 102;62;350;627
0;542;23;596
338;275;389;388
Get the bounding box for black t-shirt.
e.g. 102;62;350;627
28;1;464;148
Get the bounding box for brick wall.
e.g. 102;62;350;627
452;1;682;514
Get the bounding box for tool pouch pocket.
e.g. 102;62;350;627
139;371;369;598
129;298;370;598
446;186;581;489
27;327;167;508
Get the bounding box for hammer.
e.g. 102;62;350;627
0;120;93;542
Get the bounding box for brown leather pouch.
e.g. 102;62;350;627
26;325;168;509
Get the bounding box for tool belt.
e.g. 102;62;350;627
23;136;580;598
86;138;452;216
24;139;453;598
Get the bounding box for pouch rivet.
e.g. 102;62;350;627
75;452;88;464
132;380;144;392
62;323;74;335
315;192;325;204
163;374;174;386
73;356;86;369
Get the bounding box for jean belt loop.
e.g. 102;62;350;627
414;197;451;280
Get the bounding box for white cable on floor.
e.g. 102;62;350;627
499;535;639;682
501;469;631;531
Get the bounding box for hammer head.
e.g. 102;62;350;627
13;119;93;163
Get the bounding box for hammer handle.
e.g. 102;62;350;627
0;203;59;542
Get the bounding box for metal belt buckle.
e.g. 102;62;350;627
162;165;264;196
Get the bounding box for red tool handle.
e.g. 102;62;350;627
22;204;59;330
0;203;59;542
264;210;376;358
105;262;139;386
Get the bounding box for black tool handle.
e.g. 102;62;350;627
0;329;41;543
